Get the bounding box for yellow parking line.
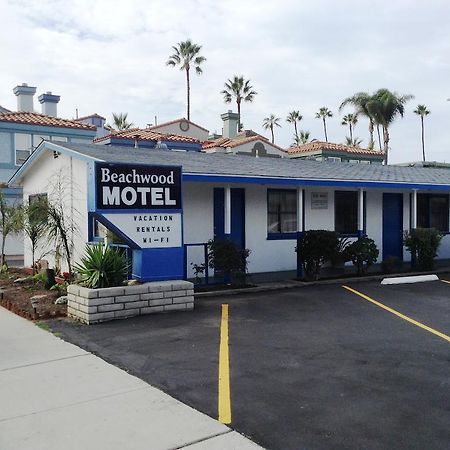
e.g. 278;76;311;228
342;285;450;344
440;279;450;286
218;304;231;424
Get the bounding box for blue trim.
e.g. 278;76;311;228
0;187;22;197
183;173;450;191
267;232;298;240
91;213;140;249
296;231;304;279
95;208;182;214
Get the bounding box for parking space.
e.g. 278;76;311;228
50;279;450;450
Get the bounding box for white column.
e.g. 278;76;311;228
297;187;304;232
224;186;231;235
411;189;418;229
358;189;364;232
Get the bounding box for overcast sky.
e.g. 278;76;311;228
1;0;449;163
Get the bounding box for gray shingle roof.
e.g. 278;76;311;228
57;142;450;187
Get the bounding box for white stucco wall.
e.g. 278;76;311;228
183;182;450;277
17;151;450;277
21;151;88;271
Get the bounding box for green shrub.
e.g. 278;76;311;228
207;239;250;284
74;244;129;289
345;237;379;275
403;228;442;270
296;230;339;280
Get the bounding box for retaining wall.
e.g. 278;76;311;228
67;280;194;324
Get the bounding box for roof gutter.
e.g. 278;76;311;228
182;172;450;191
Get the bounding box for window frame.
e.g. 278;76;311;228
334;190;360;236
417;193;449;233
267;189;298;240
14;133;32;166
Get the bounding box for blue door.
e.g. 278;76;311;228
213;188;245;248
382;193;403;260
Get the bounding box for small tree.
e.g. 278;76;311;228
0;189;22;267
404;228;442;270
207;238;250;284
345;237;379;275
23;197;49;274
296;230;339;280
45;172;80;277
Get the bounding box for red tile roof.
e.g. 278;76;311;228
287;141;385;157
203;131;286;152
93;128;201;144
148;118;209;133
0;111;96;130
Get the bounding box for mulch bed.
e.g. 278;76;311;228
0;269;67;320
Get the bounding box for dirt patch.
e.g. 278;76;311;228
0;269;67;320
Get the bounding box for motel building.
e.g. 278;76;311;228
8;138;450;291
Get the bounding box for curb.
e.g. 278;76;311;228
195;267;450;298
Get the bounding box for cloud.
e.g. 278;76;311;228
1;0;449;162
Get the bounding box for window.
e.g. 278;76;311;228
15;133;32;165
349;159;360;164
335;191;358;234
360;160;371;165
267;190;297;235
417;194;449;232
327;156;341;162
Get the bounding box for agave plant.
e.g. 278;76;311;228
74;243;129;289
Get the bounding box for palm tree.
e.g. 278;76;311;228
293;130;316;145
341;113;358;141
112;112;134;131
262;114;281;144
315;107;333;142
340;92;375;149
221;76;257;132
414;104;430;162
344;136;363;147
166;39;206;121
286;111;302;140
367;89;414;164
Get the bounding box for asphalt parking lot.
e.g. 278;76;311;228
50;278;450;450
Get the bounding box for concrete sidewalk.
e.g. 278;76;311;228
0;308;262;450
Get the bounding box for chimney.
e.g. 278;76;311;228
13;83;37;112
38;91;60;117
221;110;239;139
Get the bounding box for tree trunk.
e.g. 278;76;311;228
186;68;190;121
421;116;426;162
61;233;72;278
383;126;390;165
237;99;241;132
271;126;274;144
368;119;375;149
377;125;382;151
349;124;353;142
323;118;328;142
294;122;298;140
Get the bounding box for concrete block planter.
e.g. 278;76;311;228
67;280;194;324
